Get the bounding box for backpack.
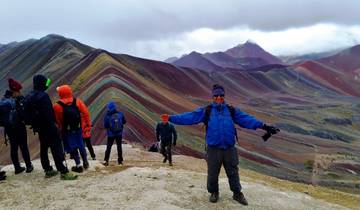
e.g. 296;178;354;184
109;112;123;133
57;98;81;132
0;97;16;127
204;104;238;141
148;142;160;152
23;91;41;128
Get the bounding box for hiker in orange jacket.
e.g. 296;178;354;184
53;85;91;172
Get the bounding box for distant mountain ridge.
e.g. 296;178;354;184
225;41;284;64
0;34;93;91
170;40;284;71
279;49;343;64
163;56;178;63
173;51;224;72
318;44;360;73
0;41;19;54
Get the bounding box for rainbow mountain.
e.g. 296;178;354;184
0;34;359;192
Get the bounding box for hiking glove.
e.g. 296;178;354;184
262;124;280;134
83;126;91;137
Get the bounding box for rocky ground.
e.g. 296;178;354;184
0;144;358;210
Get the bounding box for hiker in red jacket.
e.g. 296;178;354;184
53;85;91;173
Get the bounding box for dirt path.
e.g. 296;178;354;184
0;145;351;210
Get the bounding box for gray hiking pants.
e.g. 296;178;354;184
207;146;242;194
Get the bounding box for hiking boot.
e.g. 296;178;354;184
71;166;84;173
209;192;219;203
45;170;59;178
233;192;248;206
15;166;26;174
60;172;78;180
163;157;167;163
118;161;123;165
26;164;34;173
83;161;89;170
92;156;96;160
102;161;109;166
169;162;173;166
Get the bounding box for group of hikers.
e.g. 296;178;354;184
1;75;280;206
0;75;127;180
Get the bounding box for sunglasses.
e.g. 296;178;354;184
213;94;224;98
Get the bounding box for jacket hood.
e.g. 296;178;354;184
33;74;49;91
56;85;73;99
107;101;117;111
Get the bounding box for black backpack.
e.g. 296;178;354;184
23;91;41;129
57;98;81;132
148;142;160;153
109;112;123;133
204;104;238;141
0;97;17;127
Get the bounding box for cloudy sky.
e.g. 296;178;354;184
1;0;360;60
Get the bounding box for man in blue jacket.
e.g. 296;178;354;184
161;84;279;205
103;102;126;166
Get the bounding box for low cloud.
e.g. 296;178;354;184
0;0;360;60
113;24;360;60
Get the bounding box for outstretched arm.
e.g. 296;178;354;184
233;108;263;130
53;103;63;130
168;107;205;125
77;99;91;129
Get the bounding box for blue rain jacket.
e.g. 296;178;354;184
169;102;263;149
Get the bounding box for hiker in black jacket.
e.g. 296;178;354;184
156;115;177;166
4;79;33;174
25;74;77;180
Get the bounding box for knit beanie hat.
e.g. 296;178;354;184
212;84;225;96
8;78;22;91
